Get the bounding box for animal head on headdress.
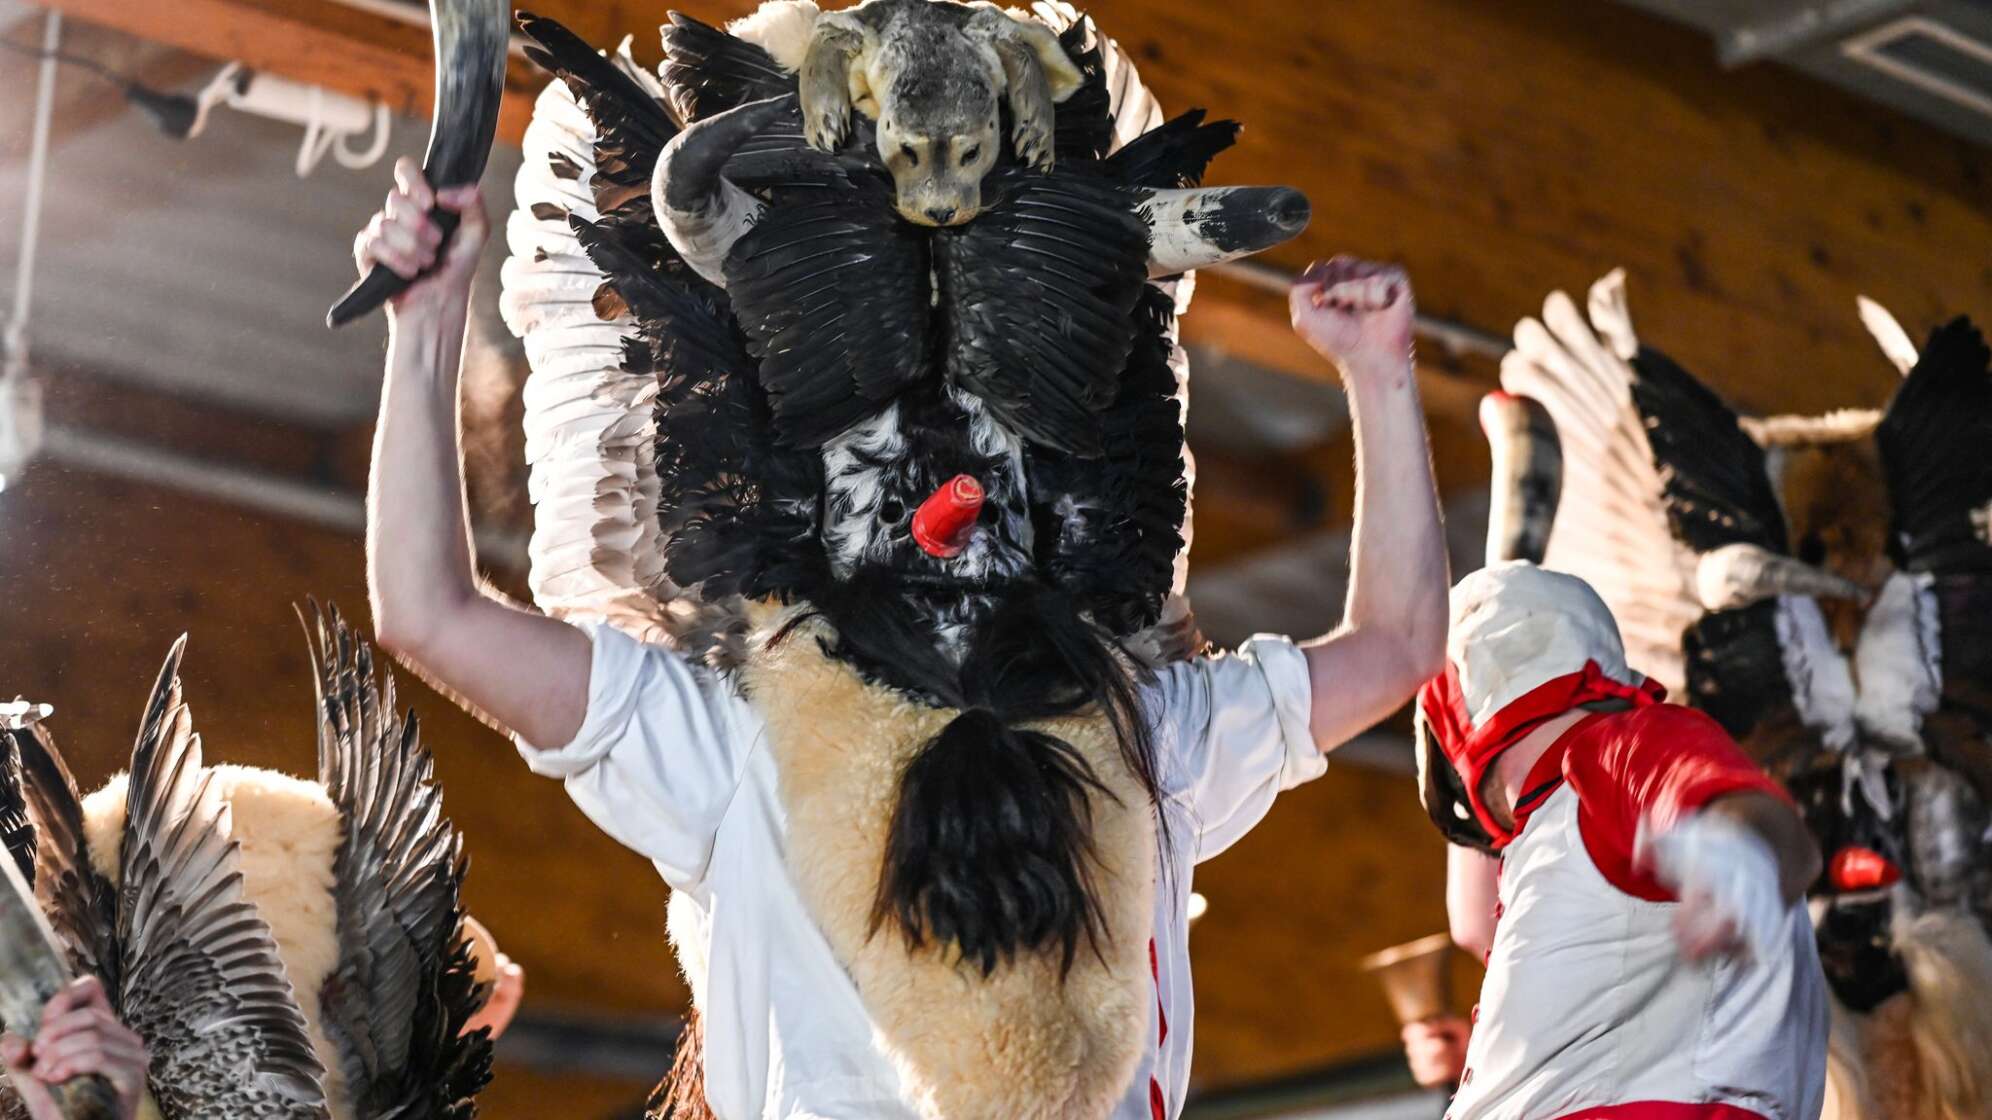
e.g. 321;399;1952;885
798;0;1085;225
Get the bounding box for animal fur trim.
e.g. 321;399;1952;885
740;607;1155;1120
1821;909;1992;1120
82;766;349;1116
1740;409;1881;448
725;0;820;71
1896;907;1992;1119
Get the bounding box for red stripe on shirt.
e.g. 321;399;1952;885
1550;1102;1769;1120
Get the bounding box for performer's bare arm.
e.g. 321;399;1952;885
361;160;592;748
1287;259;1449;752
1445;843;1500;960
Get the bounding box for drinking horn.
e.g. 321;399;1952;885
327;0;508;327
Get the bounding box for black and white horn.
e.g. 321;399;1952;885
1694;542;1868;611
653;96;787;288
1140;186;1310;278
327;0;507;327
1479;391;1562;566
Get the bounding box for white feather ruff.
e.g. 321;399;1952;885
1854;571;1943;749
725;0;821;71
1775;595;1858;749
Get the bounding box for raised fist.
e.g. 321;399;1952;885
1289;256;1416;381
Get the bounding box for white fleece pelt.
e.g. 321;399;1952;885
82;765;349;1116
1820;908;1992;1120
725;0;820;71
738;607;1156;1120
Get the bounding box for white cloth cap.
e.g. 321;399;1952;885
1448;561;1632;727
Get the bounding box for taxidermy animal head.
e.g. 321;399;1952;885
799;0;1083;225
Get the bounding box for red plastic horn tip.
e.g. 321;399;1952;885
1828;845;1901;893
912;474;985;559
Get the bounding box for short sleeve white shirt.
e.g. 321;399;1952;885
518;625;1325;1120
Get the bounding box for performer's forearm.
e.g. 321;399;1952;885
1338;352;1449;681
368;302;478;657
1445;843;1500;959
353;164;592;749
1286;261;1450;750
1702;791;1822;905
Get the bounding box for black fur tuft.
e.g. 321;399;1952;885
873;711;1111;975
802;578;1166;975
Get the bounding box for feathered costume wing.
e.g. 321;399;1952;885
1499;271;1992;1031
499;2;1221;664
1496;271;1992;770
109;643;332;1119
306;605;493;1120
2;653;330;1119
2;616;495;1119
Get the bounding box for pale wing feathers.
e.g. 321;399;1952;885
1499;271;1701;692
7;721;115;984
1857;294;1918;377
501;77;679;645
117;639;329;1119
305;603;484;1115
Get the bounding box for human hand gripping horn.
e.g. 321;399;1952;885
326;0;507;327
0;846;120;1120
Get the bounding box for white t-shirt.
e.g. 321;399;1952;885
517;623;1326;1120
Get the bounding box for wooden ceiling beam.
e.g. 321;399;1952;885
36;0;547;142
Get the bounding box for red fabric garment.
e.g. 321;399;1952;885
1513;704;1791;900
1549;1103;1769;1120
1417;661;1666;848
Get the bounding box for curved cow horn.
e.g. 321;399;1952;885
1480;391;1562;567
1140;186;1310;278
652;97;787;288
1694;542;1868;612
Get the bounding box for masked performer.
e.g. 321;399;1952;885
357;3;1448;1116
1412;559;1828;1120
1496;272;1992;1120
0;608;494;1120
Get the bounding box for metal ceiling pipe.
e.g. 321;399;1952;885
1717;0;1915;67
38;423;530;570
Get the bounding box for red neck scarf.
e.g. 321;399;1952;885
1418;660;1665;847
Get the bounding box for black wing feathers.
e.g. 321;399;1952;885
305;603;491;1119
661;12;797;125
938;169;1149;456
726;167;933;448
1877;317;1992;574
1101;110;1239;189
517;12;676;211
1877;318;1992;723
1628;347;1788;554
10;718;116;986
